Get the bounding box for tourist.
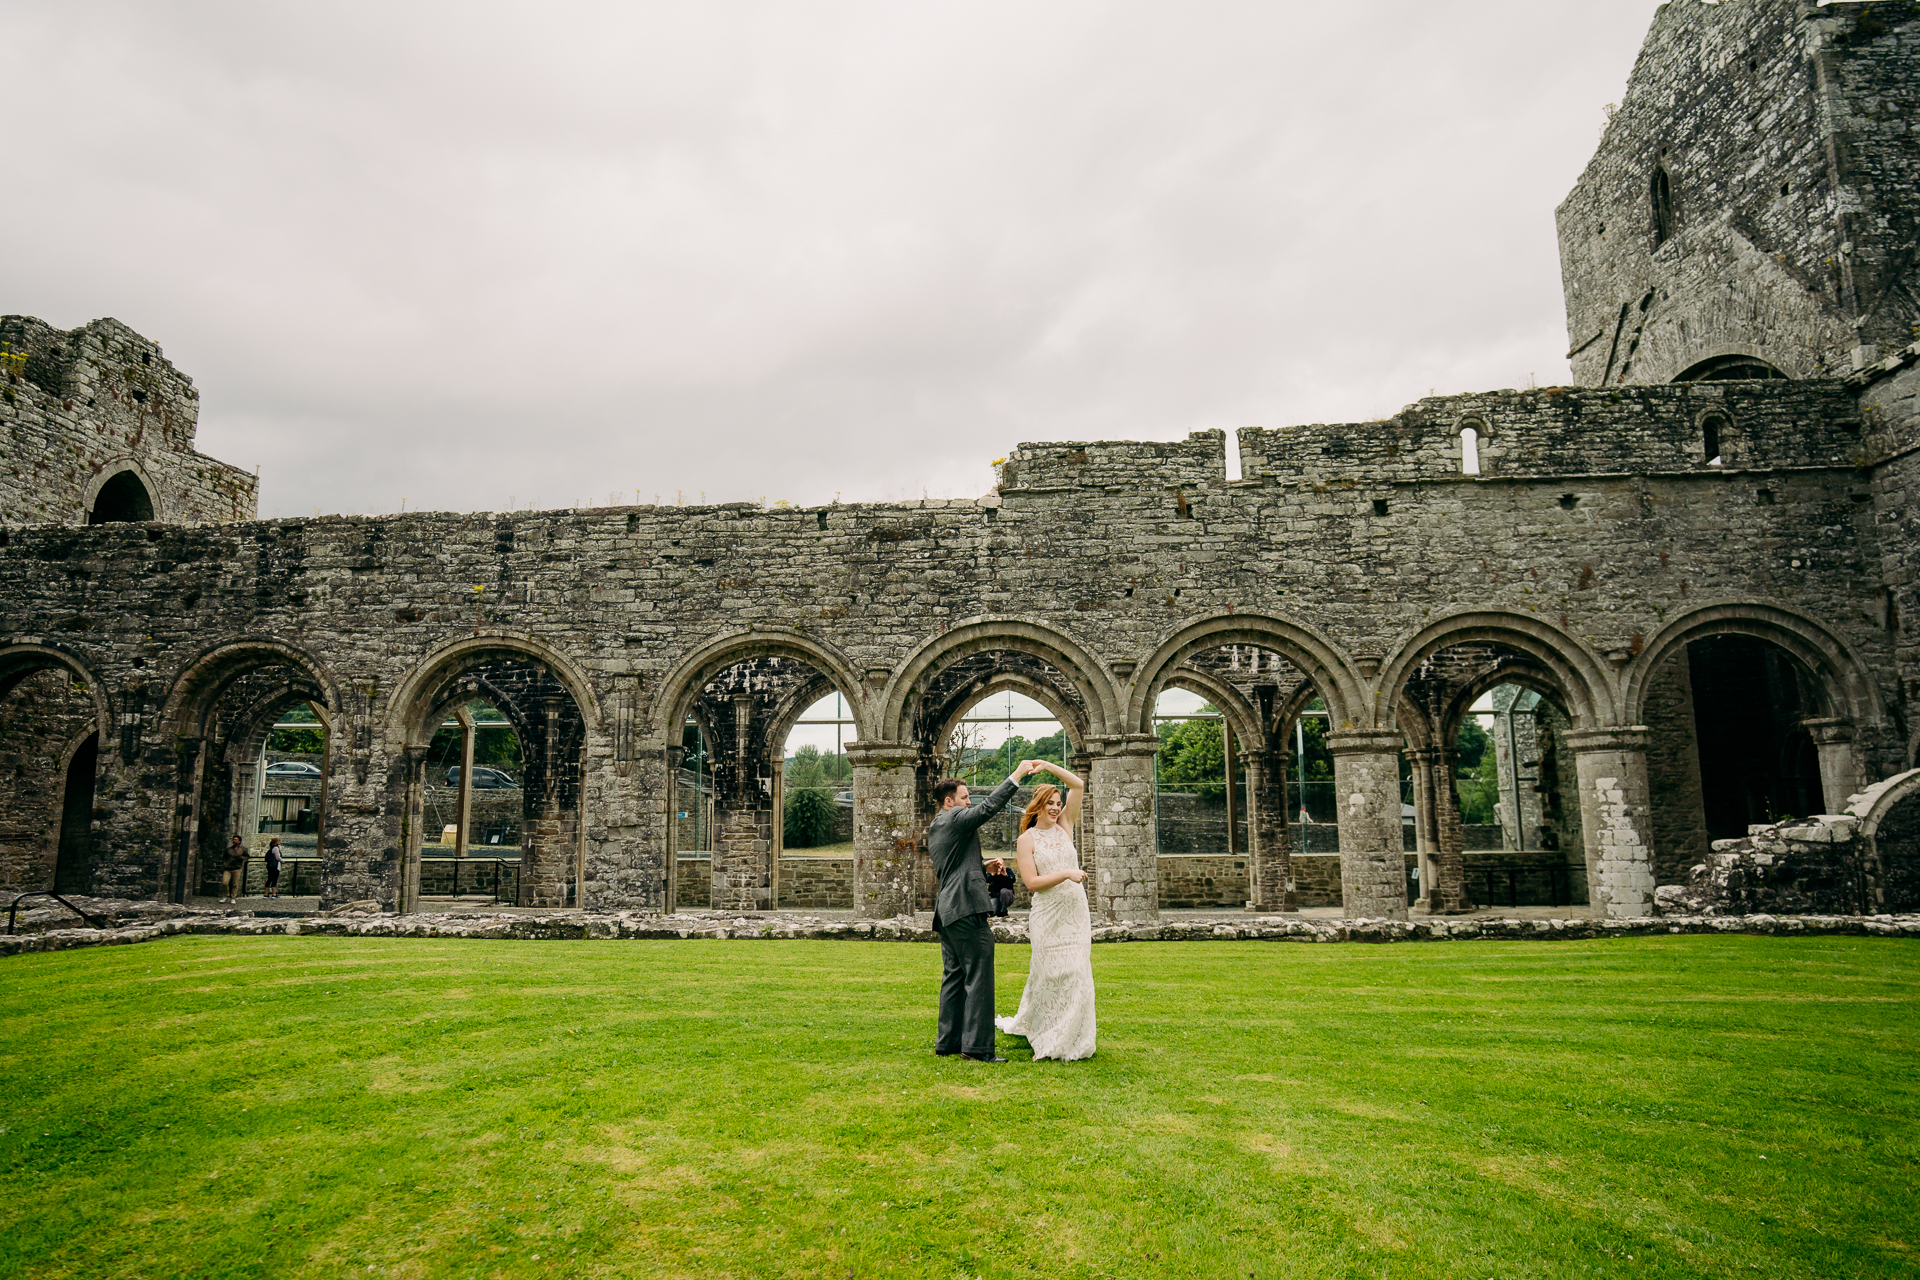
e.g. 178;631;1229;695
985;860;1017;917
995;762;1097;1061
928;759;1041;1063
221;836;247;902
263;838;284;898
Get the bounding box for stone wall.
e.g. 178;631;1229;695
0;316;256;526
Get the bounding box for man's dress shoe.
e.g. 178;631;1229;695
961;1053;1008;1063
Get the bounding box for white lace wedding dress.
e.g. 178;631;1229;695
996;821;1097;1060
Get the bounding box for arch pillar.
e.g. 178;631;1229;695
1087;733;1160;923
1407;746;1474;914
1803;717;1864;813
1564;727;1657;918
1244;749;1294;911
848;741;919;919
1327;730;1407;920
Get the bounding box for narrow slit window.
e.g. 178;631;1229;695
1461;426;1482;475
1651;165;1675;246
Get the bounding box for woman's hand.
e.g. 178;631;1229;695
1066;869;1087;884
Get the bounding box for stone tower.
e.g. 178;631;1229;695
1556;0;1918;388
0;315;257;525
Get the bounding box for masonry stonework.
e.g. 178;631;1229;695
1;0;1916;923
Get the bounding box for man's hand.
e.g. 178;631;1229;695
1012;759;1036;782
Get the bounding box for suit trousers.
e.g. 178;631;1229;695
936;913;996;1056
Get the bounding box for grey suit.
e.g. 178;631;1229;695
927;775;1020;1057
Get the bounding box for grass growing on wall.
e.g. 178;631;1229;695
1;936;1915;1278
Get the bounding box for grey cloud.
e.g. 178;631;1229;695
2;0;1659;517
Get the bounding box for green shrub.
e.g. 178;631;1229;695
784;787;837;848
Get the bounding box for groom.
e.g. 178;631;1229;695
928;759;1040;1062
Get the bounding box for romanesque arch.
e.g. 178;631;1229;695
0;643;112;895
387;631;601;911
1377;612;1610;730
1623;602;1882;730
1127;613;1363;734
1855;769;1920;915
1378;613;1608;915
153;637;343;902
651;630;864;913
881;619;1118;746
81;458;163;525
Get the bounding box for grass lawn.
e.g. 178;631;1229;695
1;936;1915;1279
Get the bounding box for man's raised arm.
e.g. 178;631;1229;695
949;761;1035;836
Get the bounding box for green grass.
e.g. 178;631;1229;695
1;937;1916;1279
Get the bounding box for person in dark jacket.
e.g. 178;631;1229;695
985;862;1017;917
926;759;1040;1062
263;838;284;898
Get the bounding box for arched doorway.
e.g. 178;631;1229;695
896;634;1104;916
656;637;863;914
1132;618;1365;917
0;648;109;896
1384;617;1608;916
88;470;155;523
162;646;336;903
394;641;592;911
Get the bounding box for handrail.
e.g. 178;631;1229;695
418;856;518;906
7;892;109;936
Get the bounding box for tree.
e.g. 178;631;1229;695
1454;717;1500;825
783;787;837;848
1157;710;1225;799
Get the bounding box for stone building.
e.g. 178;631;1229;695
0;0;1915;921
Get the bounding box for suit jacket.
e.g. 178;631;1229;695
927;776;1019;930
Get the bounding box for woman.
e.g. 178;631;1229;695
995;760;1096;1061
263;838;284;898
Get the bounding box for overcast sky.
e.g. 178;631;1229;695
5;1;1663;518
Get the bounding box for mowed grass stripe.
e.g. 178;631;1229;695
0;936;1914;1279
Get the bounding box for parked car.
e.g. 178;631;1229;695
446;765;520;789
264;760;323;778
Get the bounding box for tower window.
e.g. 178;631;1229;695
1701;413;1729;463
1460;426;1482;475
1651;164;1676;246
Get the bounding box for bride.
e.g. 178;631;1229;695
995;760;1097;1061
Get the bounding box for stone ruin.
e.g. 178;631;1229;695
1;0;1917;924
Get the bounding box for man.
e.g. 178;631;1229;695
928;760;1039;1062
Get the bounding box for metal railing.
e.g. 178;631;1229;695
7;892;109;935
419;857;518;906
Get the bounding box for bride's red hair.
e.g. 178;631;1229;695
1018;784;1060;835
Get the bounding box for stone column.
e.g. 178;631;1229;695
848;741;919;918
1564;727;1657;918
309;682;407;910
1087;734;1160;922
453;705;476;859
1803;717;1864;813
1070;751;1095;889
1420;746;1474;913
232;757;263;854
1405;747;1437;911
1245;748;1294;911
1326;730;1408;920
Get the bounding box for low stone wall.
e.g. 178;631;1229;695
1158;855;1249;909
7;904;1917;958
778;854;853;909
